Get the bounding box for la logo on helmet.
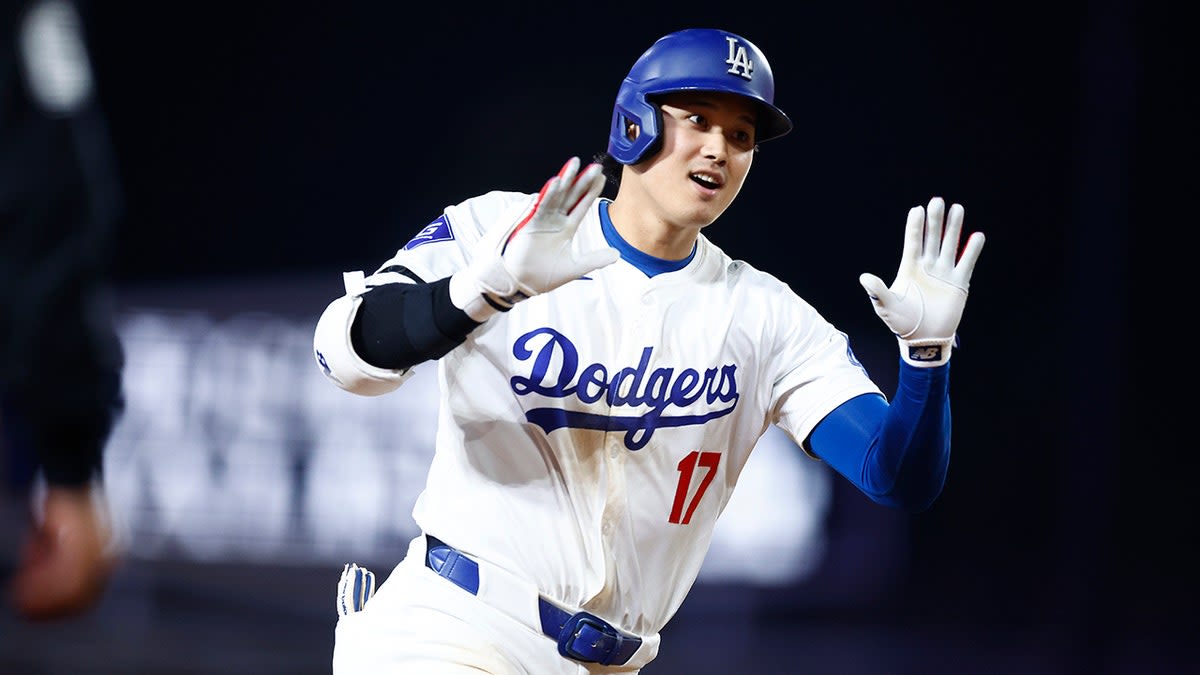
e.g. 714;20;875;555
724;37;754;80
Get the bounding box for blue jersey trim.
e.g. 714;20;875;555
599;200;695;278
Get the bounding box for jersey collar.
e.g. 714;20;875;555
599;200;696;278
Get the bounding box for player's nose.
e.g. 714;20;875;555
700;131;728;165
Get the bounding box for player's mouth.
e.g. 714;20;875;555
689;171;723;190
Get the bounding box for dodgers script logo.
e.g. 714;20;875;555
509;328;739;451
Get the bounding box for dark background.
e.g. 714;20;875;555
4;1;1196;673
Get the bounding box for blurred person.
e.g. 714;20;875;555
1;0;125;620
314;28;984;673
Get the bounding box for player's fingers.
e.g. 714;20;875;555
556;156;581;182
537;174;566;214
937;203;965;267
950;231;986;287
531;172;562;211
545;157;582;212
858;272;892;304
924;197;945;258
899;205;924;270
565;163;605;217
507;179;559;247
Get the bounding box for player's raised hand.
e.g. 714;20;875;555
451;157;619;320
500;156;618;294
859;197;985;367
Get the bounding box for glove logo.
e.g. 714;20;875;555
724;37;754;80
907;345;943;362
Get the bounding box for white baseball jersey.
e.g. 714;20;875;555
355;190;881;638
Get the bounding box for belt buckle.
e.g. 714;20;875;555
556;611;627;666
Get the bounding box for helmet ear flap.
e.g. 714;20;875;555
608;94;662;165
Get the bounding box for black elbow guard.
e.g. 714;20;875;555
350;277;480;370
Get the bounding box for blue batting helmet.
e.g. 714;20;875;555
607;28;793;165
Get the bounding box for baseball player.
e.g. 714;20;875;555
314;27;984;674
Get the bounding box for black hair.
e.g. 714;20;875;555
593;151;624;191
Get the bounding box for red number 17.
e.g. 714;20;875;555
669;451;721;525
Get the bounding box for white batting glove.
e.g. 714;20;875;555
449;157;619;321
859;197;986;367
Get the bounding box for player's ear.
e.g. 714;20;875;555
624;119;639;141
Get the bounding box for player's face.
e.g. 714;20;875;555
634;91;758;230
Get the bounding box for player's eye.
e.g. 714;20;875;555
687;113;708;129
730;128;755;150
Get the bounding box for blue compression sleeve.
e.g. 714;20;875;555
807;361;951;512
